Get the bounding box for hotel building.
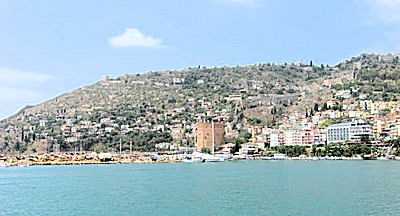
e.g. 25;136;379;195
327;120;372;143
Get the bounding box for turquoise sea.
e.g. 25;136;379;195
1;160;400;215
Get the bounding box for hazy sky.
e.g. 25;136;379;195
0;0;400;119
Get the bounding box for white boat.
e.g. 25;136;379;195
214;152;231;160
182;152;204;163
273;153;288;160
232;155;246;160
201;154;224;162
182;157;202;163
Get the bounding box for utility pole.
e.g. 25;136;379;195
130;141;132;155
119;138;122;155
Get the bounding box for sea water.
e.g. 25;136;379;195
1;160;400;215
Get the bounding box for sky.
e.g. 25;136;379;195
0;0;400;119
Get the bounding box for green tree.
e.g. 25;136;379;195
201;147;211;154
239;132;252;141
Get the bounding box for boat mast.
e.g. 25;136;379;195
212;120;215;155
194;125;197;153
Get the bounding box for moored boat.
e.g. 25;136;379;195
362;154;377;160
182;157;202;163
182;152;206;163
272;153;288;160
201;154;224;162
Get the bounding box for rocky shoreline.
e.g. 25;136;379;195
0;152;183;167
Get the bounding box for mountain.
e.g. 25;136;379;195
1;53;400;154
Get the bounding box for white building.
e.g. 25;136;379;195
335;90;352;99
239;143;258;155
270;132;284;147
284;130;303;146
221;143;235;153
327;120;372;143
121;125;130;130
173;77;185;84
155;143;177;150
66;137;78;143
39;120;47;127
105;127;115;133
